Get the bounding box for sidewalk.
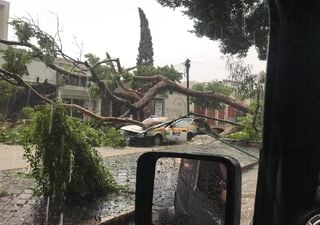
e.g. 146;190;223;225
0;143;161;171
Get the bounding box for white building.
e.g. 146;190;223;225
0;1;101;117
151;81;196;118
0;0;9;43
25;58;101;116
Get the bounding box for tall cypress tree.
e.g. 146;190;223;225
137;7;154;67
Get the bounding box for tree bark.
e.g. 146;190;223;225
133;75;251;113
100;95;112;117
0;69;143;126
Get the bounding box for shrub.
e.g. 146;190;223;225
0;122;25;145
226;102;263;141
0;190;9;197
0;108;126;148
69;119;126;148
22;103;121;203
101;127;126;148
226;131;251;140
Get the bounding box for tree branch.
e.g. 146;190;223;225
134;75;251;113
0;68;143;126
117;80;143;98
84;62;137;111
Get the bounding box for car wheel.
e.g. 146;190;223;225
187;132;193;141
154;134;163;146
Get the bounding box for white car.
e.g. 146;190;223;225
120;116;209;146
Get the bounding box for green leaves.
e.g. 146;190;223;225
132;65;183;89
0;47;32;76
84;53;119;91
10;19;35;43
9;19;57;66
156;0;269;60
226;56;265;99
226;102;263;141
22;103;122;203
137;8;154;67
191;81;233;109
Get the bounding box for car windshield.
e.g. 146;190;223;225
171;118;193;128
0;0;263;224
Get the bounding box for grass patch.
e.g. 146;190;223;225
16;171;33;179
0;190;9;197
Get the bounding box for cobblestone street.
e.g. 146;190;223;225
0;139;259;225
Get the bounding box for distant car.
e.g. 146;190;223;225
120;116;210;146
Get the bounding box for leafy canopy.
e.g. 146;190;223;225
84;53;120;97
191;81;233;109
10;19;57;65
0;47;32;76
156;0;269;60
130;65;183;89
226;56;265;99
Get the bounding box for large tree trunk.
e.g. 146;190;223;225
133;76;251;113
100;95;112;117
253;1;320;225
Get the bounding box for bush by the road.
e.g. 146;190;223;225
0;111;126;148
22;103;122;203
0;122;25;145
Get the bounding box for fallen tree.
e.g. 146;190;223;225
0;18;251;126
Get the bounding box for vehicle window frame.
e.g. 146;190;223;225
171;118;193;128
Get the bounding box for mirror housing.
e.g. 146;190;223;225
135;151;242;225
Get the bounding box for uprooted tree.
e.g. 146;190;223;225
0;16;259;204
0;18;251;126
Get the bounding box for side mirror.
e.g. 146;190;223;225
135;152;242;225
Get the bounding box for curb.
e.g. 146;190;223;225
242;161;259;173
99;207;135;225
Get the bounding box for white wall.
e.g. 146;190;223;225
164;92;188;118
0;0;9;48
24;60;58;84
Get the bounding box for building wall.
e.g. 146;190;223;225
194;104;239;127
161;81;198;119
24;60;58;84
0;0;9;45
164;92;188;118
58;86;101;115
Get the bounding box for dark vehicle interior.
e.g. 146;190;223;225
134;1;320;225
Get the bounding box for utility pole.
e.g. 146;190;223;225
185;58;191;114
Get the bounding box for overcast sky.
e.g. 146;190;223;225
6;0;266;82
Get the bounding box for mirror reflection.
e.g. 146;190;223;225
152;157;227;225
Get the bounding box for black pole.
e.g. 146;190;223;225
185;59;191;114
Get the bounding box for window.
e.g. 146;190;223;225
172;118;193;128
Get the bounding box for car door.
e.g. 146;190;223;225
165;118;193;142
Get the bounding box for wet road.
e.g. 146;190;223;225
0;138;259;225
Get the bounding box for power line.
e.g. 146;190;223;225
191;60;226;71
173;62;185;67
